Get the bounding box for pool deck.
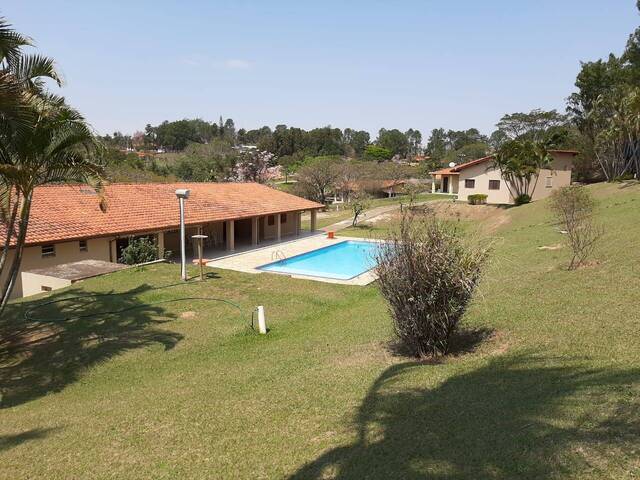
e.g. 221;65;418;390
205;233;380;286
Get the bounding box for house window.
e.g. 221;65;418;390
41;285;52;292
465;179;475;189
79;239;88;252
41;244;55;258
545;176;553;188
281;213;287;223
267;215;275;226
489;180;501;190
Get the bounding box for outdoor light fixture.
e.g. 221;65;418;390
175;189;190;281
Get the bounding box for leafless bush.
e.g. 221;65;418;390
549;186;603;270
350;191;371;226
375;213;489;357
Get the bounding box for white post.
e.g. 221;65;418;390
257;305;267;334
179;196;187;281
431;176;436;193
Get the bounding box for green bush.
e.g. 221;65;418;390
514;193;531;205
468;194;488;205
375;214;489;357
119;237;162;265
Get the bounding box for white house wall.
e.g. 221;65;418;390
457;153;574;205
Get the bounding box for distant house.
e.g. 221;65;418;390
430;150;578;204
1;183;323;298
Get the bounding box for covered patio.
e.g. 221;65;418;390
158;209;320;261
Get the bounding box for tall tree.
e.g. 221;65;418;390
294;156;341;203
0;18;104;309
377;128;409;157
495;109;569;142
425;128;448;161
0;96;103;310
405;128;423;156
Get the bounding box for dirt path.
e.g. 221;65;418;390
321;200;448;232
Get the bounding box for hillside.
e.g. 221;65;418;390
0;182;638;479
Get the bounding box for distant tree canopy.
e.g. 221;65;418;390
566;4;640;181
376;128;410;157
425;128;490;165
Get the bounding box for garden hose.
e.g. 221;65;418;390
23;282;255;331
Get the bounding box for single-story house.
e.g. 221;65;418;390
1;182;323;298
430;150;578;204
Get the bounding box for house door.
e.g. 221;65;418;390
115;238;130;261
442;176;449;193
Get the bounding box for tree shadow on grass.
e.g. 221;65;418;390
0;283;183;408
289;353;640;479
0;427;61;452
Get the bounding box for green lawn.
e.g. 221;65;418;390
1;183;639;479
301;193;451;230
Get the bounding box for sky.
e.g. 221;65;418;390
4;1;638;138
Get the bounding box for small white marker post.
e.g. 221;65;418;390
257;306;267;334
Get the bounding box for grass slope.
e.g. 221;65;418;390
1;183;639;479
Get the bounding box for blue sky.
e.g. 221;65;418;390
4;1;638;137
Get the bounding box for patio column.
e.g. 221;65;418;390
226;220;235;251
431;175;436;193
276;213;281;241
110;239;118;263
310;210;317;232
251;216;259;246
296;212;301;236
157;231;165;258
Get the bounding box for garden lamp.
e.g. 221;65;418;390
175;188;190;281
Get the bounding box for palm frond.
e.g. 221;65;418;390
13;53;63;90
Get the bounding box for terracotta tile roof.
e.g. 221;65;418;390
5;183;323;247
430;149;578;175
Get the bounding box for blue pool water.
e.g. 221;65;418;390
259;240;383;280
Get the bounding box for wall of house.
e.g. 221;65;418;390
5;237;112;298
457;164;512;204
457;153;574;204
21;272;72;297
530;154;573;202
262;212;297;240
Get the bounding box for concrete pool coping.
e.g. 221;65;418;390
205;234;382;286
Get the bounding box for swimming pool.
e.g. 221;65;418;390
258;240;383;280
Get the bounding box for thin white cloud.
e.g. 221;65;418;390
223;59;251;70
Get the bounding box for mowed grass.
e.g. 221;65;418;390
1;183;639;479
300;193;450;230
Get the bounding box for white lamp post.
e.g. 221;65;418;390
175;189;190;281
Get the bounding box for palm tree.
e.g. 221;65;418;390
0;18;103;311
492;138;554;204
0;17;62;134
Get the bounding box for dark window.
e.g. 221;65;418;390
489;180;501;190
79;239;88;252
545;176;553;188
465;179;475;189
281;213;287;223
41;285;52;292
267;215;275;226
41;244;55;257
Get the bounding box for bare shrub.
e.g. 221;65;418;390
350;191;371;226
375;213;489;357
549;186;603;270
